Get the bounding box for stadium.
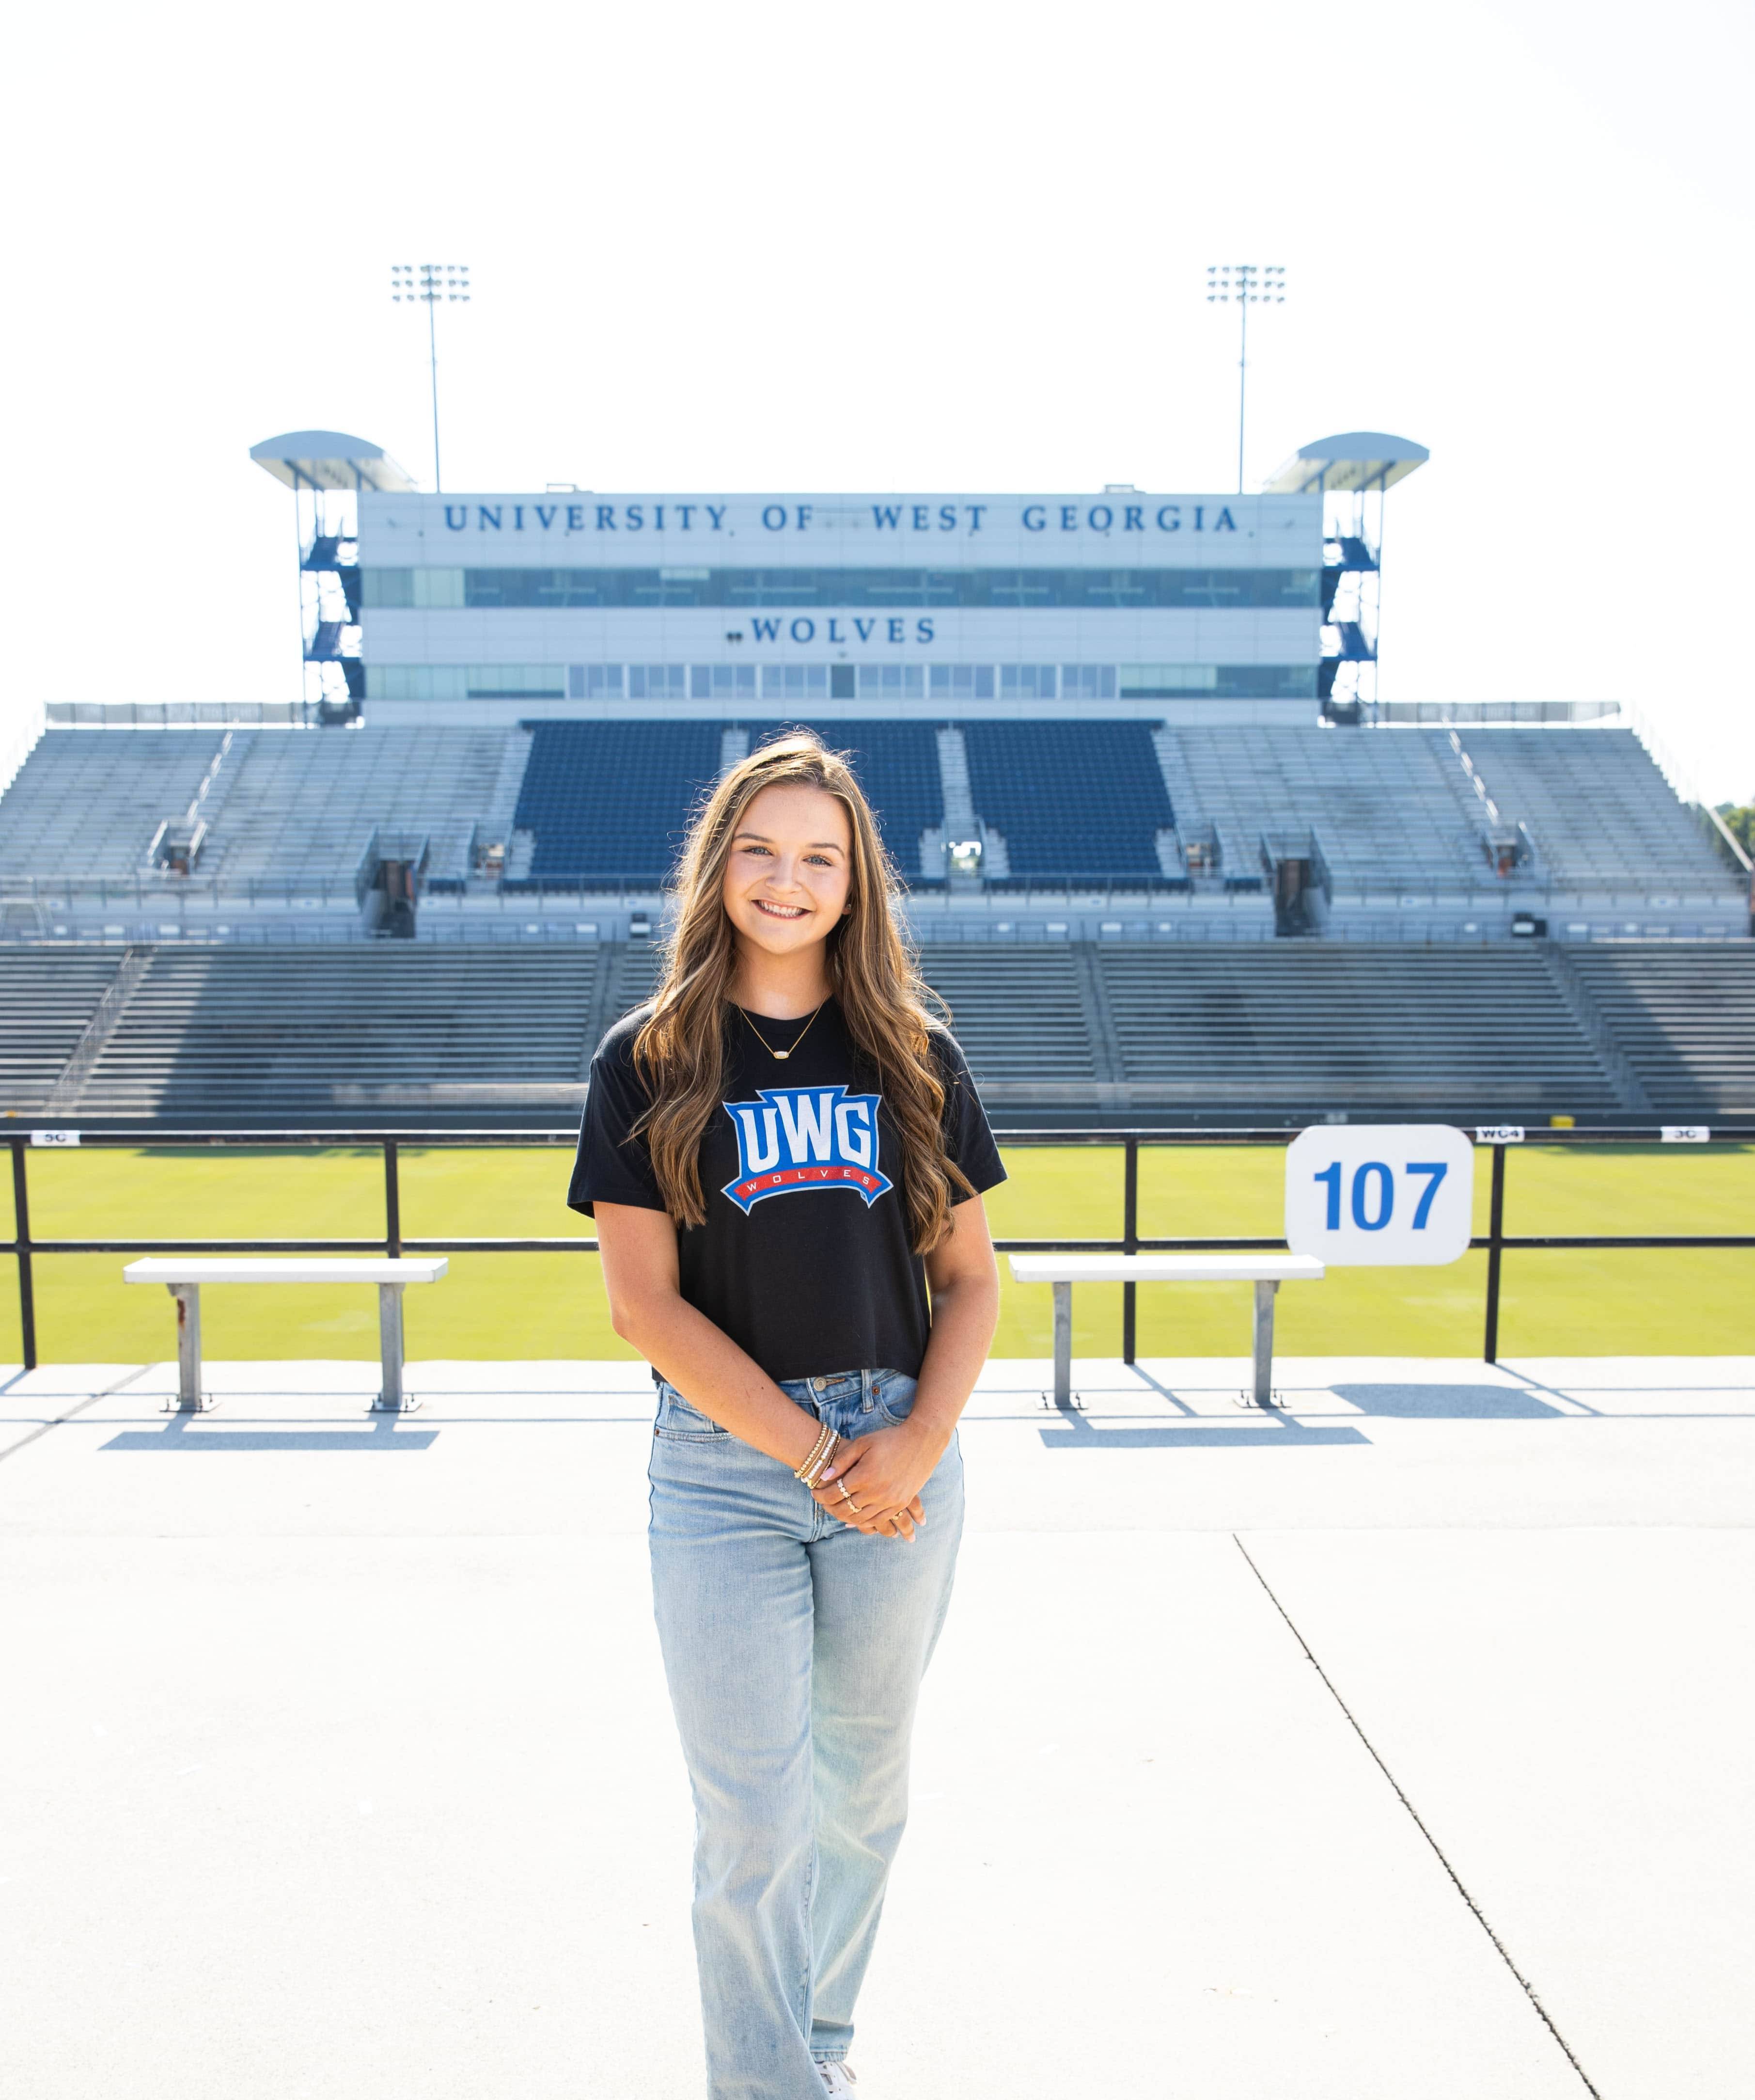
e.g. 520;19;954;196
1;426;1751;1131
11;0;1755;2081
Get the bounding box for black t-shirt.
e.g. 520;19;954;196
568;997;1006;1382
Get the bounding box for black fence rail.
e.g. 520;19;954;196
6;1125;1753;1374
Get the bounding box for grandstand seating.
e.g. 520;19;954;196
200;726;516;887
1565;943;1755;1110
19;937;1750;1121
1455;730;1737;892
1159;726;1488;891
53;947;606;1116
920;944;1099;1085
598;940;663;1023
512;721;724;886
0;731;226;880
2;721;1743;917
0;949;124;1110
962;722;1173;882
0;726;524;892
1091;944;1622;1109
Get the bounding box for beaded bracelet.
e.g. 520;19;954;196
792;1421;841;1488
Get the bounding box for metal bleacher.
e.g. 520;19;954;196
0;731;225;880
1159;726;1486;890
200;727;518;888
962;722;1173;883
1565;943;1755;1111
1455;730;1738;893
0;950;124;1109
60;947;605;1116
5;936;1752;1121
1090;944;1623;1110
920;945;1100;1088
0;726;526;894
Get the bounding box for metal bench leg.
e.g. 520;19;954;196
372;1282;412;1412
1250;1278;1279;1408
168;1282;207;1412
1052;1279;1073;1410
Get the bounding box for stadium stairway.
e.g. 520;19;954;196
0;950;127;1112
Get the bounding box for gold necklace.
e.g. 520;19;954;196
738;999;827;1062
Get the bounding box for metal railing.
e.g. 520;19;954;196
6;1125;1752;1374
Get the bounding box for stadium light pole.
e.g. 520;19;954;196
391;263;470;492
1206;264;1285;493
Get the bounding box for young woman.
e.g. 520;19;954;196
568;732;1004;2099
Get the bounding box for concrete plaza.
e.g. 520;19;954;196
2;1350;1752;2100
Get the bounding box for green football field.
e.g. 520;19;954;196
2;1140;1751;1365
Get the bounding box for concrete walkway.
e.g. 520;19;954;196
2;1353;1752;2100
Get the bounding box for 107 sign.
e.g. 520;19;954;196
1284;1126;1476;1266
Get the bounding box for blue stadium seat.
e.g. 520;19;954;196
511;721;725;885
961;722;1172;882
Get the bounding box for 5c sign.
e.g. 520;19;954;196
1284;1126;1476;1266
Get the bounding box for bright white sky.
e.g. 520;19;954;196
3;0;1751;798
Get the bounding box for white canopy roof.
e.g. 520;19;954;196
250;431;419;493
1263;432;1429;495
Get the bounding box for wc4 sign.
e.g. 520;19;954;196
1284;1126;1475;1266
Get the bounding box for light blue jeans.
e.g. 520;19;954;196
648;1366;965;2100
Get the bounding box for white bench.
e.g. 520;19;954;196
1007;1253;1326;1410
123;1258;448;1414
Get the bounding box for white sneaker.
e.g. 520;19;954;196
816;2062;858;2095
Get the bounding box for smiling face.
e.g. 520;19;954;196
721;781;855;969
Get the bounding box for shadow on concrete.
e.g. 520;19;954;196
1332;1383;1565;1420
1039;1413;1370;1450
101;1417;440;1452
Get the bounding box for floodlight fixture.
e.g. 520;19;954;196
390;263;472;491
1206;263;1286;494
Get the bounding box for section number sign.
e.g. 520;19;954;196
1285;1124;1475;1267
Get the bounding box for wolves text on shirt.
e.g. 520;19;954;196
721;1087;894;1214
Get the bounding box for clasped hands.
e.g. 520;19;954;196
810;1421;941;1542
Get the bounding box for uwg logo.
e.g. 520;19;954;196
721;1088;892;1214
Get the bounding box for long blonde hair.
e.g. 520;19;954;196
632;731;972;1250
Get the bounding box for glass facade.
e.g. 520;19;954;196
366;662;1316;703
690;665;759;698
360;566;1321;611
1118;664;1316;698
366;664;566;700
857;665;925;699
628;665;689;699
929;665;995;699
760;665;831;701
